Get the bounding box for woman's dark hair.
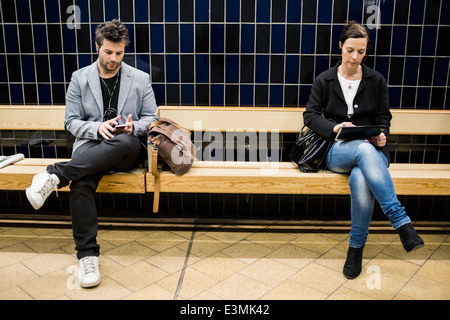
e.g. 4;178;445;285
339;21;371;55
95;19;130;48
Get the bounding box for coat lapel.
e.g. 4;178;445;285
329;62;370;104
328;66;346;104
332;78;346;104
117;62;134;115
87;61;103;115
355;64;371;97
86;60;134;117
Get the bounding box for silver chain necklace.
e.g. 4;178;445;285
100;71;120;120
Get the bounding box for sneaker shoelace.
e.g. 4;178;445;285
39;176;58;198
81;257;97;275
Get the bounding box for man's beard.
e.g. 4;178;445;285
100;59;121;74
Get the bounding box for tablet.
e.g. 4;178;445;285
335;125;387;141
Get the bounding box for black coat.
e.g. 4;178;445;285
303;61;392;161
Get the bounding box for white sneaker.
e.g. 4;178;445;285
25;172;60;210
79;256;101;288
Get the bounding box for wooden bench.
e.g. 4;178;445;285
1;105;450;215
0;105;147;194
148;106;450;212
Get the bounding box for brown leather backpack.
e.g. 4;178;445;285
148;118;196;175
147;118;196;212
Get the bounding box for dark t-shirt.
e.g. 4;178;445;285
100;72;121;121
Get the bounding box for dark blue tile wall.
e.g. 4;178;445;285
0;0;449;109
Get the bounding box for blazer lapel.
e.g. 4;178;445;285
87;61;103;115
325;64;346;104
117;63;134;115
355;78;366;98
355;64;372;97
332;78;346;104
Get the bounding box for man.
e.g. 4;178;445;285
26;20;158;288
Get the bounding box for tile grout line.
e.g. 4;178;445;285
173;223;197;300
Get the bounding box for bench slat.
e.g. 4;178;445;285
0;105;65;130
192;161;450;171
156;168;350;195
192;161;296;169
158;106;303;133
147;161;450;196
389;163;450;171
11;158;71;166
2;105;449;134
390;110;450;135
0;163;148;193
158;106;450;135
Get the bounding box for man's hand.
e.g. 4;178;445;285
113;114;133;135
99;114;134;139
99;115;121;140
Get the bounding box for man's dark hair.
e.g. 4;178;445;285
95;19;130;48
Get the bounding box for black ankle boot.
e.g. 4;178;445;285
397;223;425;252
343;246;364;279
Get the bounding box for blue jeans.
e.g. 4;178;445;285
326;140;411;248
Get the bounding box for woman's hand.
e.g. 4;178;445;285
369;132;386;147
333;122;355;133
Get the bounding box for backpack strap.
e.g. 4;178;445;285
148;143;162;213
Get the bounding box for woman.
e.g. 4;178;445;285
303;21;424;279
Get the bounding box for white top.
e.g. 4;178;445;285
337;72;361;117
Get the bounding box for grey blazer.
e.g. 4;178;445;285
64;60;158;154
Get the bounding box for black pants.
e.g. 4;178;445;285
47;134;144;259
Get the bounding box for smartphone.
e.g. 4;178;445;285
115;124;127;129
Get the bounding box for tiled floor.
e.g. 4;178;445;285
0;220;449;300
